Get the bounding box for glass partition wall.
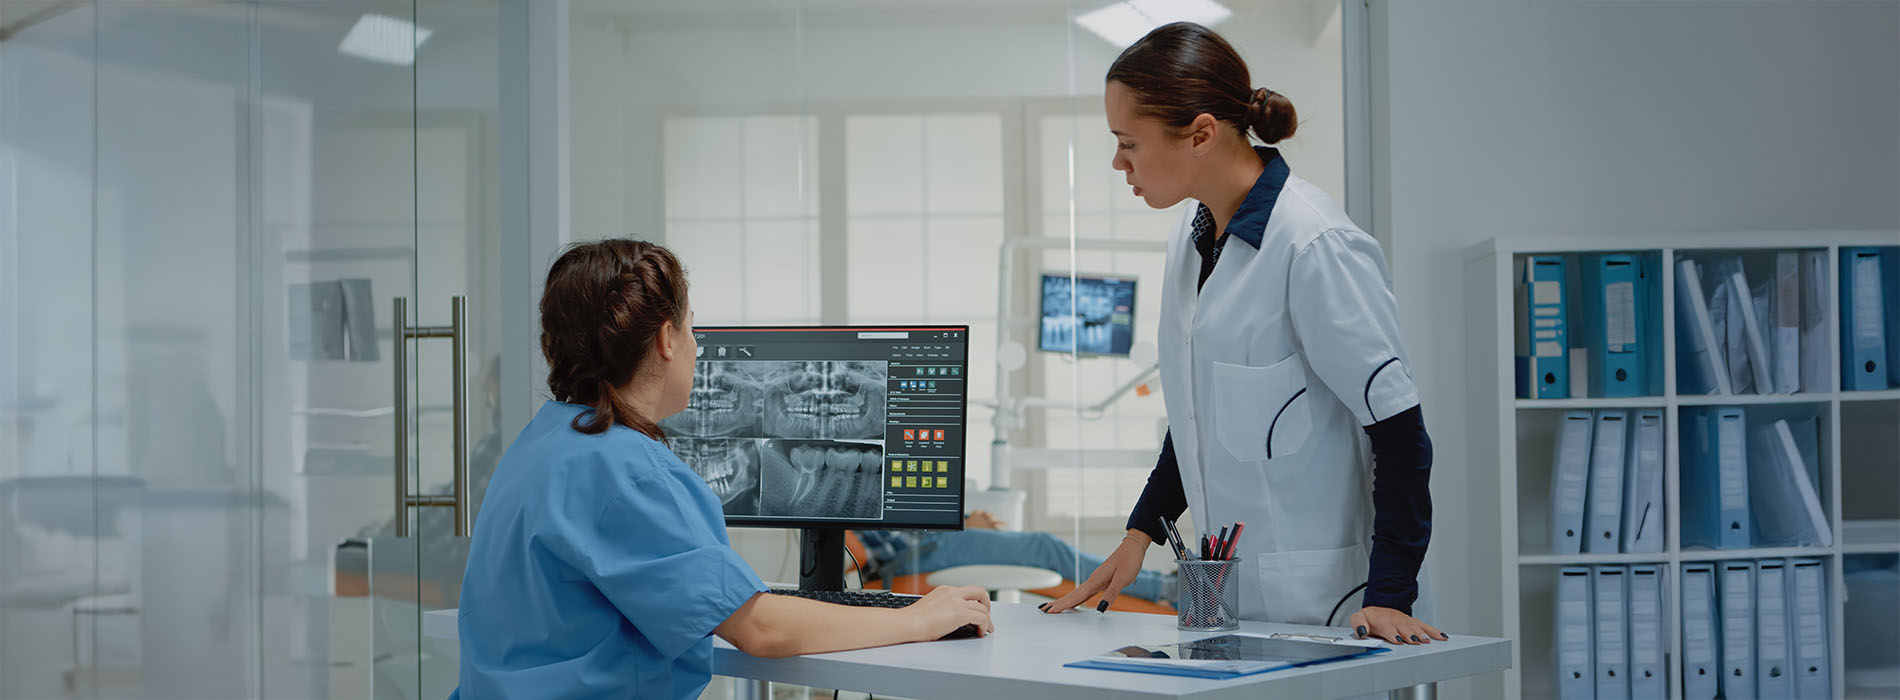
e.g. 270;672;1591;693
0;1;503;697
2;1;1345;697
568;1;1344;697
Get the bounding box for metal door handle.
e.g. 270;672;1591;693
393;296;471;537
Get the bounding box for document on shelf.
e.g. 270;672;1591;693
1773;253;1800;394
1676;258;1733;395
1748;420;1832;547
1799;251;1830;392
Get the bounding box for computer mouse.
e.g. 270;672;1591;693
938;623;982;640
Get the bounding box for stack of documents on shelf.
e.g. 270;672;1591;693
1064;633;1388;679
1549;410;1665;555
1554;565;1667;700
1677;255;1832;395
1675;559;1832;700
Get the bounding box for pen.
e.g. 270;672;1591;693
1214;525;1230;559
1219;522;1246;560
1158;517;1187;560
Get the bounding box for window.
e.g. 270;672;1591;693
663;115;821;325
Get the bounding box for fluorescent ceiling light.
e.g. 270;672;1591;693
1076;0;1233;48
338;14;432;66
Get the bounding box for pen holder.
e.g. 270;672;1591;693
1175;558;1241;632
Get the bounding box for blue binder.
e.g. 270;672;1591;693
1756;560;1795;698
1683;407;1751;550
1582;254;1648;397
1719;561;1757;698
1516;256;1571;398
1841;248;1889;391
1682;563;1720;700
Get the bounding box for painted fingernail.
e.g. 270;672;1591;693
1096;600;1109;613
1410;635;1423;643
1038;603;1048;611
1355;625;1368;638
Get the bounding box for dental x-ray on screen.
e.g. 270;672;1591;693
1039;273;1137;357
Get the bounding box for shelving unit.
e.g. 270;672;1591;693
1465;233;1900;699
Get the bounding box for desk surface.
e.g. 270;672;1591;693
426;603;1511;700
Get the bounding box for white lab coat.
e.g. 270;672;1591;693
1156;172;1420;625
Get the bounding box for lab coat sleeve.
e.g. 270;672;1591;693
1125;431;1187;544
1286;229;1421;426
559;446;768;661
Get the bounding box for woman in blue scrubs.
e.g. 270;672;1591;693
453;239;993;700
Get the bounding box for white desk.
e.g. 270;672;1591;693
426;603;1510;700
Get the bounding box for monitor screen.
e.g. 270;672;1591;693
661;326;969;530
1038;273;1137;356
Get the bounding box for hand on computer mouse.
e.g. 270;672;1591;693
907;585;993;641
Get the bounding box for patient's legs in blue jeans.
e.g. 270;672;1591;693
878;530;1170;602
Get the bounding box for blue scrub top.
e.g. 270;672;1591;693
451;401;767;700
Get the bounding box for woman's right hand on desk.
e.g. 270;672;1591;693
1039;529;1149;614
909;585;994;640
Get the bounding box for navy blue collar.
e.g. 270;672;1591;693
1192;146;1289;250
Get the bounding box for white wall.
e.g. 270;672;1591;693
1370;1;1900;695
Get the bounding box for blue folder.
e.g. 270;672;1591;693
1582;254;1648;397
1516;256;1571;398
1841;248;1890;390
1682;407;1751;550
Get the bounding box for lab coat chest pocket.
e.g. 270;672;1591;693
1211;354;1312;463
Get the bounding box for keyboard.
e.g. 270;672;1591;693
766;588;982;640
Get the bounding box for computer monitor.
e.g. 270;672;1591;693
1038;273;1137;357
662;325;970;590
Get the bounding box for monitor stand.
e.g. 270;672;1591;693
798;527;847;591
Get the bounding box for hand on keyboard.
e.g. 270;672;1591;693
767;585;993;641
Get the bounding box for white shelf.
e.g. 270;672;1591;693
1514;397;1666;410
1677;392;1834;406
1678;546;1837;562
1843;520;1900;554
1840;388;1900;403
1467;234;1900;700
1516;552;1671;566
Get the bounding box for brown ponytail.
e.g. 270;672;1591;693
538;238;690;439
1107;22;1298;145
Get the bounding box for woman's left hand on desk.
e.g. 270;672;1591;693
1349;606;1446;645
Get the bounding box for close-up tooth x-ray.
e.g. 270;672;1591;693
759;361;888;440
1038;273;1137;357
758;440;885;519
665;438;762;516
660;361;769;437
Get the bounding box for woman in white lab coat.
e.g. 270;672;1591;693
1040;22;1445;646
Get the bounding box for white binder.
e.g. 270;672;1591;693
1627;564;1666;699
1733;268;1778;395
1556;567;1596;700
1748;419;1832;548
1550;411;1594;555
1798;251;1830;392
1621;410;1665;554
1682;563;1720;699
1756;559;1795;698
1594;566;1631;700
1789;559;1831;699
1720;561;1756;698
1583;411;1628;553
1676;258;1734;395
1773;253;1801;394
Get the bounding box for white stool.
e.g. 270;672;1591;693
926;565;1062;604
